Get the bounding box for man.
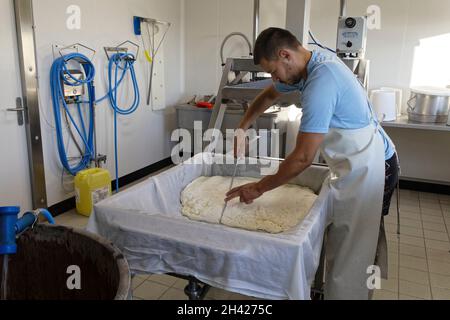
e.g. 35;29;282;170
225;28;399;300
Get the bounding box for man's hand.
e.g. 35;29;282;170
234;130;248;159
225;183;263;205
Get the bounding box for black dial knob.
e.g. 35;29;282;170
346;41;353;48
345;17;357;28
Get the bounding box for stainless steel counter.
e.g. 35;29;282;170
381;115;450;132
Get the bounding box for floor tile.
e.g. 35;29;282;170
400;190;419;199
381;278;399;292
421;208;443;217
427;248;450;264
428;260;450;277
385;215;399;225
400;199;420;207
438;194;450;201
372;290;398;300
399;226;423;238
420;192;439;200
132;276;147;289
392;235;425;248
399;255;428;272
400;211;422;221
425;239;450;251
399;280;431;300
431;287;450;300
424;230;449;242
400;205;420;213
429;273;450;290
385;223;399;234
422;215;445;224
422;221;447;233
172;278;189;290
400;218;422;229
159;288;189;300
133;281;169;300
205;287;233;300
399;243;427;259
387;264;399;279
399;267;430;285
148;274;179;287
420;201;442;211
399;294;424;300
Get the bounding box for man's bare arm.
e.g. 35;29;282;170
238;84;281;130
257;132;324;194
225;132;324;203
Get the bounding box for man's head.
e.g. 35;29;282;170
254;28;310;85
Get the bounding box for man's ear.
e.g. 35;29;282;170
278;49;290;61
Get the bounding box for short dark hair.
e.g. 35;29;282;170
253;28;302;65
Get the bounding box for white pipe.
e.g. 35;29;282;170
253;0;260;45
340;0;347;17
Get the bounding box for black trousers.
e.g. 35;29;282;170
382;153;399;216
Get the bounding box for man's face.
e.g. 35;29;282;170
260;50;303;86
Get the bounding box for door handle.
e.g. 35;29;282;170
5;98;24;126
6;108;25;112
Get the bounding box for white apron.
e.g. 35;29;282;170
320;119;385;300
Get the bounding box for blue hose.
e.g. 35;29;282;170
37;209;56;225
50;53;96;176
107;53;140;192
308;31;336;54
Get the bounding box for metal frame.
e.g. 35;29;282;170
104;40;140;61
208;58;301;133
14;0;47;208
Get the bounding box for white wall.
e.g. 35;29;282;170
310;0;450;112
185;0;450;109
31;0;183;206
184;0;287;99
184;0;252;99
183;0;450;184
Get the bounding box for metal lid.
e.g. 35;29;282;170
411;86;450;97
0;206;21;215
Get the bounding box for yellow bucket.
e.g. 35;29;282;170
74;168;112;217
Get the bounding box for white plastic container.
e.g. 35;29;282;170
380;87;403;116
370;90;397;122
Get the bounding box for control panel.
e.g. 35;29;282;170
61;70;84;103
336;16;367;57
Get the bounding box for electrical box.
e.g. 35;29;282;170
336;16;367;57
61;70;84;103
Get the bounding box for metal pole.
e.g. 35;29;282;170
340;0;347;17
14;0;48;209
253;0;260;45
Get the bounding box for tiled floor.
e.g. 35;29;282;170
373;190;450;300
54;170;450;300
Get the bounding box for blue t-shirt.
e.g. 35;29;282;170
274;50;395;160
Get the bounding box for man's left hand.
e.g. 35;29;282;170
225;183;263;205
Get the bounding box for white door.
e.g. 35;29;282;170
0;0;32;211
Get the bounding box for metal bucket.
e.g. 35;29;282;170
407;89;450;123
0;225;130;300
